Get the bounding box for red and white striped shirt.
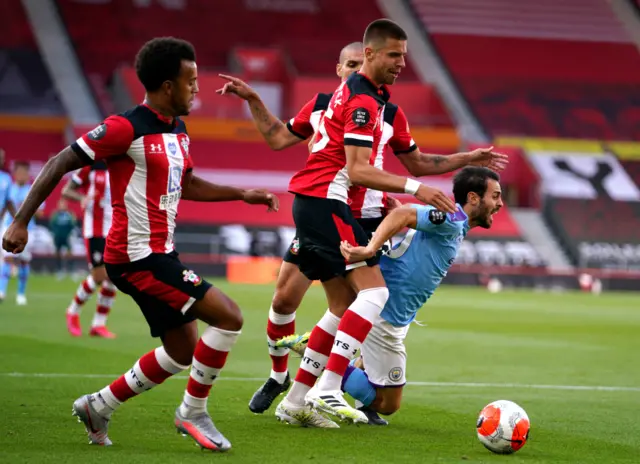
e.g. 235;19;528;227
287;89;416;219
288;72;390;203
71;105;193;264
71;162;112;238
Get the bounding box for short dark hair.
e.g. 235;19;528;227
453;167;500;206
363;19;407;47
339;42;363;63
135;37;196;92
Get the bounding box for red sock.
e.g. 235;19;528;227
181;326;240;414
267;307;295;383
96;347;187;414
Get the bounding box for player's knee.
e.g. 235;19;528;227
271;292;299;315
360;286;389;308
217;299;244;332
91;266;107;284
378;396;402;415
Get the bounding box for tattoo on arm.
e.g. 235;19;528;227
248;98;285;141
428;155;446;167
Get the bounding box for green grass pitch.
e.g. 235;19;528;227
1;276;639;463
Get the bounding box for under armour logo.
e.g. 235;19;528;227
149;144;163;153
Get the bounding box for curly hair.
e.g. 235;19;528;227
135;37;196;92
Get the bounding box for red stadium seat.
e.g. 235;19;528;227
410;0;640;140
57;0;419;84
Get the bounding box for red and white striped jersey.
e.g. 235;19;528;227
288;72;390;203
286;88;417;219
71;104;194;264
71;161;112;239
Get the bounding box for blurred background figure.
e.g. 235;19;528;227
0;161;42;305
48;198;78;279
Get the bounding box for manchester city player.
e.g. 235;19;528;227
281;166;503;425
0;162;43;304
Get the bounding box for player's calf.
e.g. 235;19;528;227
176;287;242;451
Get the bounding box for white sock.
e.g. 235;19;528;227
285;310;341;406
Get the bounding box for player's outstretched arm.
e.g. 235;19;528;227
340;205;417;261
217;74;301;150
346;145;456;213
3;147;88;253
181;172;279;211
398;147;508;177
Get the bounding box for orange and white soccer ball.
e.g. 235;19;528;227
476;400;530;454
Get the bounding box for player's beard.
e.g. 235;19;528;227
473;201;492;229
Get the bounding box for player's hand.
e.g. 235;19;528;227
465;146;509;172
80;195;90;210
386;196;403;212
2;222;29;254
216;74;258;101
340;240;375;262
243;189;279;212
415;184;456;213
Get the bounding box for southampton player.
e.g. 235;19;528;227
62;161;118;338
0;162;42;305
2;38;278;452
283;167;503;422
219;42;507;421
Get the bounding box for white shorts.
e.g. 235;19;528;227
361;313;410;388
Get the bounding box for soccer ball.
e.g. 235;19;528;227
476;400;530;454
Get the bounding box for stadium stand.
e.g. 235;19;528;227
57;0;419;83
527;149;640;269
409;0;640;140
0;2;64;115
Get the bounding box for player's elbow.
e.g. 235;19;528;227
268;138;287;151
390;205;418;229
347;163;367;186
407;164;423;177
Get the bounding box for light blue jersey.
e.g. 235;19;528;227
380;204;470;326
2;182;42;231
0;171;11;212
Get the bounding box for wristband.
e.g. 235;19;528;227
404;178;420;195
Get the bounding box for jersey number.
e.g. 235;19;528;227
386;229;417;259
311;107;333;153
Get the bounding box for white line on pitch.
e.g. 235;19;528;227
1;372;639;392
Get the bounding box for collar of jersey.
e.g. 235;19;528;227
355;72;391;102
141;102;176;125
450;204;468;223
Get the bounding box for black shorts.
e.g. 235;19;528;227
54;235;72;252
106;252;212;338
85;237;106;269
292;194;380;282
283;217;384;266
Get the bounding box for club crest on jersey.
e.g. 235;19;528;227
289;237;300;255
352;107;370;127
389;367;403;382
168;142;178;156
183;269;202;286
429;210;446;225
87;124;107;141
180;138;189;157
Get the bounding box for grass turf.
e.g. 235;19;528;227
1;276;639;463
